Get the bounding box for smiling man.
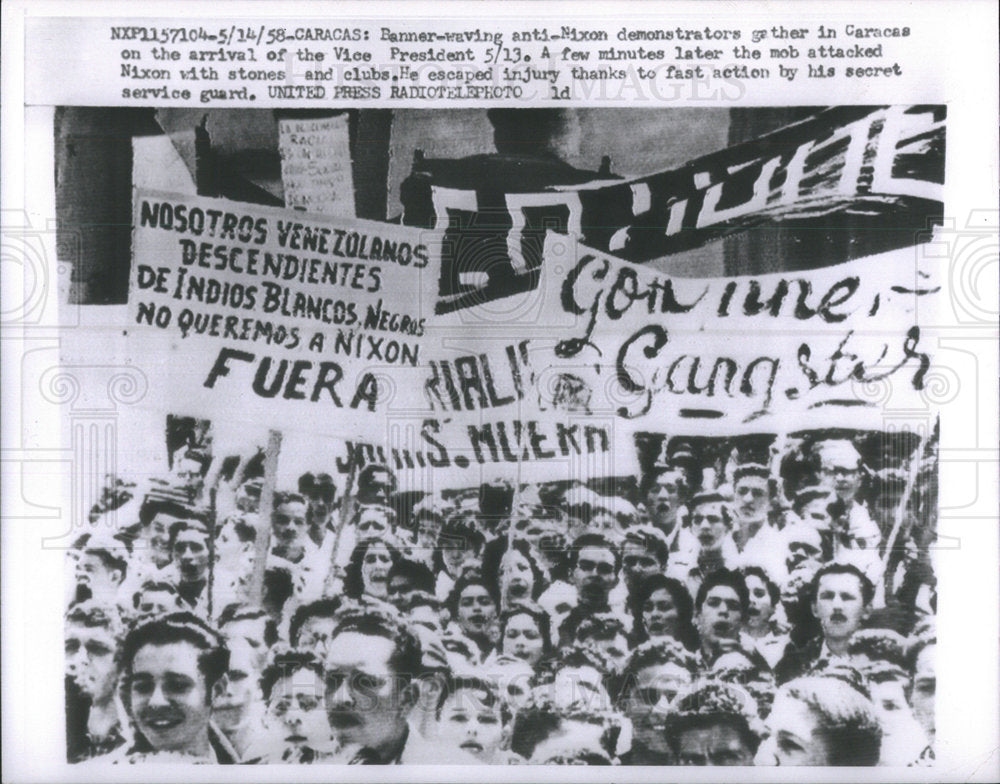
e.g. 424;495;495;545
112;611;236;762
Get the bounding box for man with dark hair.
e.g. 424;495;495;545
254;648;333;763
269;491;329;601
218;604;278;668
509;693;620;763
269;491;311;565
617;640;697;765
65;601;127;762
640;465;692;549
620;525;670;597
74;546;127;607
666;681;759;765
324;610;472;763
446;576;499;662
132;580;182;620
112;611;236;762
298;472;337;547
164;520;210;615
693;568;751;668
755;671;882;766
355;463;397;506
137;499;192;573
387;558;436;606
775;561;874;684
731;464;786;579
288;597;343;658
559;532;622;645
668;490;739;596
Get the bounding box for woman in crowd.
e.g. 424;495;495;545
496;602;552;667
630;573;699;651
481;537;548;610
343;538;402;603
435;676;508;764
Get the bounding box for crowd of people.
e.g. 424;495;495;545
65;430;938;766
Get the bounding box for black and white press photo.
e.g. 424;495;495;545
53;104;946;767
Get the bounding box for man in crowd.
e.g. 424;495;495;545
693;568;751;669
132;580;183;620
730;464;786;579
164;520;211;615
558;532;622;645
113;611;237;762
617;639;696;765
815;439;882;554
620;525;670;599
288;597;343;659
270;491;328;601
668;490;738;594
775;561;874;684
755;669;882;766
298;472;337;548
667;681;759;765
218;604;278;669
324;609;474;763
73;544;127;607
447;576;499;663
641;465;693;552
65;601;128;761
212;636;264;759
256;648;333;762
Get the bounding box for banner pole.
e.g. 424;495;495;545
877;432;925;599
248;430;283;606
324;449;358;595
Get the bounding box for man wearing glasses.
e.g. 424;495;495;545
323;609;474;764
557;532;623;646
250;648;333;763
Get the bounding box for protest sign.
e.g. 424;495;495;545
128;190;437;437
278;114;356;218
407;105;945;314
461;233;940;436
